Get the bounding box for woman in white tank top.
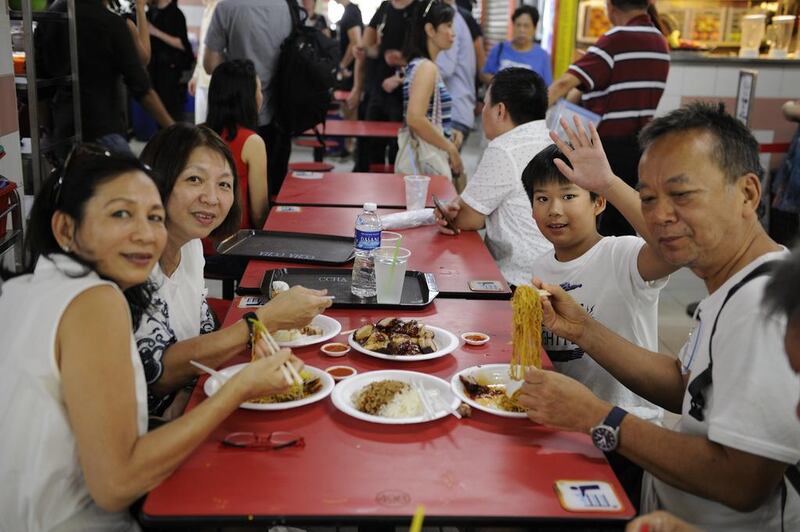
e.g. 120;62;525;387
136;124;333;417
0;146;301;531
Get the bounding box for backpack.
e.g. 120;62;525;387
271;0;340;137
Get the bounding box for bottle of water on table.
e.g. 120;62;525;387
351;202;381;298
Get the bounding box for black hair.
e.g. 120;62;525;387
638;102;764;185
764;246;800;320
205;59;259;142
610;0;649;10
140;123;242;242
486;67;547;126
522;144;598;204
20;145;158;327
511;5;539;26
403;0;455;61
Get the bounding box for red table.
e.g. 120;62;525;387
304;120;401;139
141;299;633;527
276;172;455;209
237;206;511;300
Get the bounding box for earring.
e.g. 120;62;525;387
62;244;70;253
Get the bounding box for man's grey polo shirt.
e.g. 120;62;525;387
205;0;292;126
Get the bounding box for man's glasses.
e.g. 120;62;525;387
221;431;305;450
52;143;112;208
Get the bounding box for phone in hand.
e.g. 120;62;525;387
432;195;457;232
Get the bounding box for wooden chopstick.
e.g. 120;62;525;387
252;320;304;387
258;329;299;384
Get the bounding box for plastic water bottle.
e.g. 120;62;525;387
351;202;382;298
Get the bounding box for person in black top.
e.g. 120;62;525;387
146;0;194;121
352;0;415;171
36;0;174;155
335;0;363;92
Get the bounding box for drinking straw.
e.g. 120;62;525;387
383;236;403;294
409;505;425;532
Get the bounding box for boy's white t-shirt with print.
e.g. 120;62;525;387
531;236;665;421
641;250;800;531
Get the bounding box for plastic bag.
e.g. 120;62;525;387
380;209;436;230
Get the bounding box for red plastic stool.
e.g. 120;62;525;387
294;139;339;162
288;161;335;172
294;139;338;149
368;163;395;174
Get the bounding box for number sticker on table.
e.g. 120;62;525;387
553;480;624;512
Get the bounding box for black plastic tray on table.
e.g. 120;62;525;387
259;268;439;309
217;229;355;264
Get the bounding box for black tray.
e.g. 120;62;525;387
259;268;439;308
217;230;354;264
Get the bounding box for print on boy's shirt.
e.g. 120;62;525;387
541;298;594;362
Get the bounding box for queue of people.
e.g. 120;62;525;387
2;0;799;530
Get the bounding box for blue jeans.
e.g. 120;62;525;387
94;133;134;156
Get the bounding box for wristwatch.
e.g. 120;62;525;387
590;406;628;452
243;312;258;348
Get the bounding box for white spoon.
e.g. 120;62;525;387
190;360;229;384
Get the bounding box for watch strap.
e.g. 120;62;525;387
603;406;628;430
243;312;258;347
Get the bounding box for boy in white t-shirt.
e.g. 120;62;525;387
522;144;679;506
522;144;676;418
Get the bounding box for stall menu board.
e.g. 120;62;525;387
576;0;611;44
584;5;611;39
688;8;725;43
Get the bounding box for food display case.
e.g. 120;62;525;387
574;0;784;49
686;7;726;44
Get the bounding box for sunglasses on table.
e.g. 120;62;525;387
220;431;305;451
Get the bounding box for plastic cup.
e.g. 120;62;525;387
403;175;430;211
374;246;411;304
381;231;402;246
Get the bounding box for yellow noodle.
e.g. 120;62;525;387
248;317;269;362
510;285;543;379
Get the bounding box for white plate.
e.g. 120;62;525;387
331;370;460;424
348;322;458;362
450;364;527;419
204;363;334;411
275;315;342;348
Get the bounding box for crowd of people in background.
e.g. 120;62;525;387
2;0;799;530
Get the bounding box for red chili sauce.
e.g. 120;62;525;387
327;367;355;378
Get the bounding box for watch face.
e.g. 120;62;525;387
592;426;618;452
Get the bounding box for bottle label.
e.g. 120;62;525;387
355;229;381;251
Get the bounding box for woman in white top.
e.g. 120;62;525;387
401;0;463;177
137;124;331;415
0;146;299;531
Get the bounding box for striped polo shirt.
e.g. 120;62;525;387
568;14;670;139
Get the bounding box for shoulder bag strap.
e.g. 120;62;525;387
687;261;778;421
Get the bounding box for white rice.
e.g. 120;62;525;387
379;387;423;418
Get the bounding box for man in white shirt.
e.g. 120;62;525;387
519;103;800;530
435;67;552;286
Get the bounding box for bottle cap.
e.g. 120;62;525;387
364;202;377;211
